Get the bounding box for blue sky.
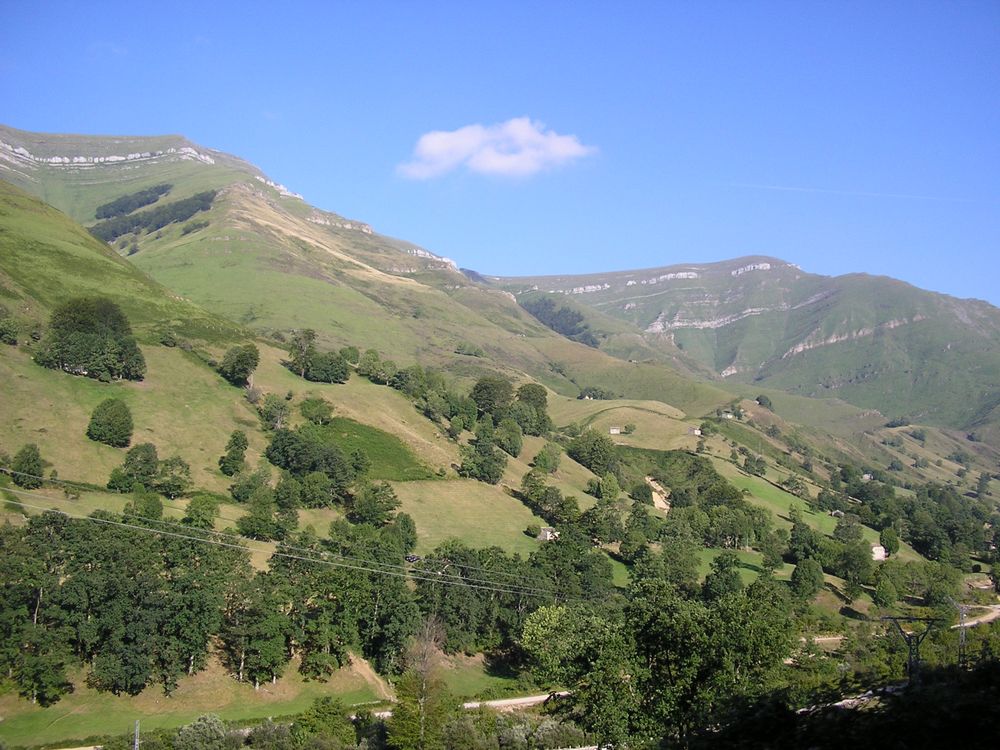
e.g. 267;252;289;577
3;1;999;304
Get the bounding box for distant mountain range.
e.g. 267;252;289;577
493;258;1000;443
3;123;998;448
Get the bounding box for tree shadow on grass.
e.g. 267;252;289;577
483;650;521;679
839;605;866;620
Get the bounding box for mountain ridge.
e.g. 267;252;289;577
2;123;998;445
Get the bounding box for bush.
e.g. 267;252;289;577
0;317;19;345
86;398;134;447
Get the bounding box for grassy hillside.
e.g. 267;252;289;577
0;179;240;343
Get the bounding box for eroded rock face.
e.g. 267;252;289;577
731;262;772;276
780;316;925;359
645;305;790;333
254;175;303;200
306;211;373;234
0;140;216;167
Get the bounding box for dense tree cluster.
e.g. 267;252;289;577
0;496;425;705
519;296;599;347
107;443;192;498
34;297;146;381
457;416;508;484
94;183;172;219
819;466;995;565
89;190;216;242
265;425;357;501
413;533;613;655
286;329;351;383
0;509;246;703
521;561;793;748
567;429;619;477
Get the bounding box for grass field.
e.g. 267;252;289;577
0;345;262;495
317;417;435;481
0;657;378;748
392;479;545;556
439;655;521;699
696;547;795;584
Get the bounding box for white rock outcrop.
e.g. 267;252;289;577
781;316;924;358
731;262;772;276
0;140;216;167
254;175;304;200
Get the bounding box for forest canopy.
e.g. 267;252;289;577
89;190;216;242
94;183;172;219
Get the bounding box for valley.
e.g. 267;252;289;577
0;125;998;749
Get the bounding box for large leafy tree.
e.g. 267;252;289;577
790;557;825;601
11;443;45;488
522;566;792;748
218;343;260;386
305;351;350;383
469;376;514;419
389;622;458;750
86;398;134;447
221;576;289;689
107;442;159;492
288;329;318;378
567;429;619;477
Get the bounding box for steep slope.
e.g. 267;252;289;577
496;257;1000;443
0;124;731;417
0;179;239;343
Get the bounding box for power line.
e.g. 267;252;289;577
1;487;571;601
2;473;557;598
2;467;561;596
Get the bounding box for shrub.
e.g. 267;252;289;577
0;317;19;345
86;398;134;447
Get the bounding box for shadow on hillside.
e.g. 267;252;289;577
483;651;520;679
693;661;1000;749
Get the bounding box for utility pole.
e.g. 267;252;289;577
882;616;937;683
947;596;970;668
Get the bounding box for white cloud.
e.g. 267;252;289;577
398;117;596;179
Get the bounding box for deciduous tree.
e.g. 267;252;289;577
86;398;133;447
